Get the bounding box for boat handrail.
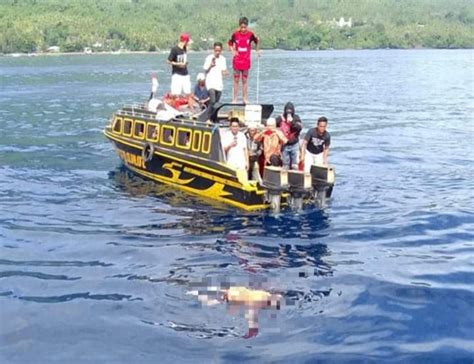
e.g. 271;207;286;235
118;105;216;129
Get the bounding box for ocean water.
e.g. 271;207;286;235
0;50;473;363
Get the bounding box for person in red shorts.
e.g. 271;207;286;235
228;17;260;104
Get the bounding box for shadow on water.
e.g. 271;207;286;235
109;167;331;240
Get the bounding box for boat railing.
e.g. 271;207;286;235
119;104;215;129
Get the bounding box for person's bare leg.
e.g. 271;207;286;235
242;77;249;104
186;94;197;112
232;75;239;103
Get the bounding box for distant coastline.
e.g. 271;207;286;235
2;47;472;58
2;0;472;55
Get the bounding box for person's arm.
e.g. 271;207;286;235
222;57;229;76
323;146;329;165
228;34;236;56
192;85;199;102
223;135;237;154
167;48;185;68
300;140;308;162
276;129;288;145
203;55;213;73
252;33;261;57
291;116;302;132
253;131;263;142
323;134;331;165
166;48;175;66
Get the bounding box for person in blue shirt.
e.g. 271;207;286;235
193;73;210;109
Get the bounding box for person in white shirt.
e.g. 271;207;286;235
203;42;228;114
222;118;248;172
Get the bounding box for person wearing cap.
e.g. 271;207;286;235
167;33;194;108
228;17;260;104
254;118;287;167
203;42;228;113
193;73;210;109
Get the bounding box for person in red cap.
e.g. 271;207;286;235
167;33;195;109
228;17;260;104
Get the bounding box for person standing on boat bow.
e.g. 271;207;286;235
222;118;249;174
276;102;302;170
167;32;195;110
228;17;260;104
300;117;331;172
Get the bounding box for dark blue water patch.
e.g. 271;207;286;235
413;271;474;285
341;211;474;243
0;270;81;281
16;292;143;303
0;259;113;267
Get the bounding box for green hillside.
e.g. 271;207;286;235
1;0;473;53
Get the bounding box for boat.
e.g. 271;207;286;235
103;98;335;211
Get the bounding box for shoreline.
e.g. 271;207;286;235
2;47;473;58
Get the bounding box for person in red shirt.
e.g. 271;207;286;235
228;17;260;104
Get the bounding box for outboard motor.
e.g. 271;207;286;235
310;165;335;207
287;170;313;211
262;166;288;213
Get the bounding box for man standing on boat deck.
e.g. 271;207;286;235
222;119;249;173
203;42;228;114
276;102;302;170
300;117;331;172
167;33;195;109
228;17;260;104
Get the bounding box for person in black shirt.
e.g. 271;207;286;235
300;117;331;172
167;33;195;109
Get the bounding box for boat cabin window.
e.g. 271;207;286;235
202;132;212;154
176;128;192;150
192;130;202;152
161;125;175;146
134;121;145;139
146;123;159;142
123;118;133;136
113;117;122;133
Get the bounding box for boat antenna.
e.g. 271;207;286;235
256;56;260;104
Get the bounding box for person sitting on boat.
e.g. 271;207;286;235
203;42;228;112
300;116;331;172
193;73;210;109
222;118;249;173
254;117;288;167
245;122;262;180
276;102;302;170
167;32;196;111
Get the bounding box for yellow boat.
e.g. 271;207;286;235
104;102;334;211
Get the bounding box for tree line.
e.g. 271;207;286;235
1;0;473;54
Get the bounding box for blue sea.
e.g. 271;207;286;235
0;50;473;363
